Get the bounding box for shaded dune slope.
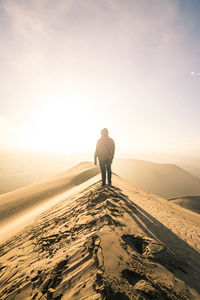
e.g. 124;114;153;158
0;162;99;224
113;159;200;198
169;196;200;214
0;177;199;299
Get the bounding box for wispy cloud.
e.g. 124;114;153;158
191;71;200;76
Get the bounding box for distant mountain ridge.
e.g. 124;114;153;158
1;150;200;200
113;158;200;198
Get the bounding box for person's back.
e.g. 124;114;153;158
94;128;115;186
95;135;115;160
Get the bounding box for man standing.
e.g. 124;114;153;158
94;128;115;186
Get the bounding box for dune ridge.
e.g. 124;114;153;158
113;158;200;198
0;175;199;299
0;162;99;225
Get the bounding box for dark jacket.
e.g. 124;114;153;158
94;136;115;161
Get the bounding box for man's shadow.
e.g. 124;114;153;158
109;185;200;295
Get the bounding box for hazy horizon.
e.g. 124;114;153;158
1;148;200;196
1;0;200;155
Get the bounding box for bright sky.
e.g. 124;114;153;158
0;0;200;155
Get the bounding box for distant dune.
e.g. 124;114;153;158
1;151;200;200
0;162;99;225
0;150;91;195
0;174;199;299
113;158;200;198
169;196;200;214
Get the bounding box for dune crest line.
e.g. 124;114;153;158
0;176;200;299
0;162;100;225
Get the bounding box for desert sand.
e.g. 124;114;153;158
169;196;200;214
0;162;99;226
0;165;200;299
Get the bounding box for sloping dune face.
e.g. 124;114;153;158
113;158;200;198
169;196;200;214
0;176;199;299
0;162;99;225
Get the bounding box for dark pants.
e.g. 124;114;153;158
99;159;112;184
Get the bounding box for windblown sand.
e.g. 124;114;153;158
0;162;99;226
0;175;200;299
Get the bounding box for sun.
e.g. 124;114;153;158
21;94;101;153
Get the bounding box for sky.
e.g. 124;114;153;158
0;0;200;156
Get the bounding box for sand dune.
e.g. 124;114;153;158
0;162;99;225
2;154;200;200
0;151;92;195
0;174;199;299
169;196;200;214
113;158;200;198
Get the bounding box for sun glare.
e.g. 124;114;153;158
22;94;101;153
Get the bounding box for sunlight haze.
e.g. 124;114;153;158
1;0;200;155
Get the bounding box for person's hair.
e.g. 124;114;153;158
101;128;108;136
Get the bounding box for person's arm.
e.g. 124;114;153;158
111;139;115;161
94;141;99;165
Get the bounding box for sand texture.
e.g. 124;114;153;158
0;175;200;299
0;162;99;225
